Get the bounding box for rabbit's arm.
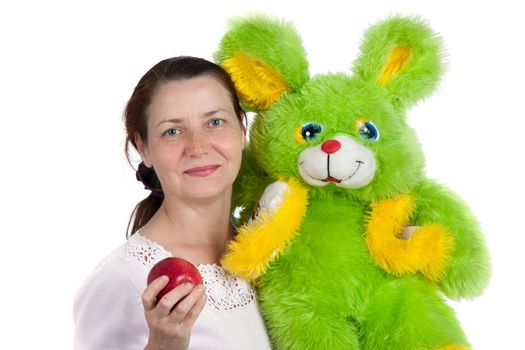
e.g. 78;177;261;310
366;193;453;282
412;179;491;299
222;178;308;282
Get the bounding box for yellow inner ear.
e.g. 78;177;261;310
377;46;412;86
222;52;291;110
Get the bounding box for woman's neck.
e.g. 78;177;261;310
140;192;234;257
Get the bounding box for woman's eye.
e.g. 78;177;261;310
209;119;224;127
358;121;380;141
164;129;180;137
296;123;323;143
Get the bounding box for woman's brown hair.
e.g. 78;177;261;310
124;56;244;238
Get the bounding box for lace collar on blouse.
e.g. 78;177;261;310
126;232;256;312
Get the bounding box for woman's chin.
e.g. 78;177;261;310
179;183;233;202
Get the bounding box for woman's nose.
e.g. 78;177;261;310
186;130;210;156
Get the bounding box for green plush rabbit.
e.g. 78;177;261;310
216;14;490;350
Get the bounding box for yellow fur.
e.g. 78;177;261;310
366;194;453;282
434;345;471;350
295;126;307;144
355;118;368;131
378;46;412;85
222;52;290;110
221;178;308;281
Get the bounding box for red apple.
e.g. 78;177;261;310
147;257;203;300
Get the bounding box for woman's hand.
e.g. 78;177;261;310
142;276;207;350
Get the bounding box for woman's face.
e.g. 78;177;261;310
136;76;245;202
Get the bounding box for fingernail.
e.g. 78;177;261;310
184;282;193;288
161;275;169;282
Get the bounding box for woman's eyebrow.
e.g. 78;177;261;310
203;108;228;117
156;109;229;126
156;118;183;127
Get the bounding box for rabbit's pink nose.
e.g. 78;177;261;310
321;139;341;154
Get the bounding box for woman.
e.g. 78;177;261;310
73;56;272;350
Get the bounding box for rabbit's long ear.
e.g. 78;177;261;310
215;14;309;112
352;16;445;109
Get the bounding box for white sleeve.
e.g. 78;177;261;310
73;259;149;350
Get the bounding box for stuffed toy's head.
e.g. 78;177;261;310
215;15;444;202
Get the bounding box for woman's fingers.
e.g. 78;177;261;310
142;275;169;312
168;284;206;323
182;290;207;327
154;282;195;317
168;285;207;336
141;280;207;345
143;278;207;328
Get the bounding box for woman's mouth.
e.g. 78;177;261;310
184;165;220;177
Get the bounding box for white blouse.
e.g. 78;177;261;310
73;232;272;350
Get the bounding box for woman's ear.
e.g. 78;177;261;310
351;16;445;109
215;14;310;113
134;133;152;167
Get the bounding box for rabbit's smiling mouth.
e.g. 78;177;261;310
300;159;364;184
325;160;364;183
324;176;341;183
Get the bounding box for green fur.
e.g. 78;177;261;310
218;14;490;349
233;146;273;223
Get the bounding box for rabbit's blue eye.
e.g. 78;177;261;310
359;121;380;141
301;123;323;142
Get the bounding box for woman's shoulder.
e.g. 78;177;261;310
73;243;136;311
75;232;171;298
73;236;155;349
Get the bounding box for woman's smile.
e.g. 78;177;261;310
184;164;221;177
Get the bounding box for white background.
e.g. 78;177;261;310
1;0;524;348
